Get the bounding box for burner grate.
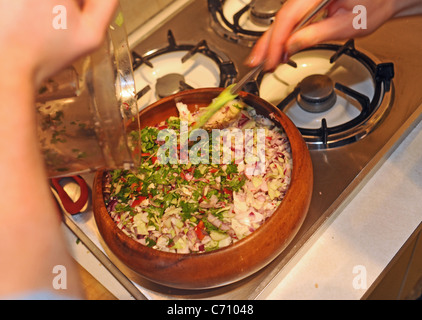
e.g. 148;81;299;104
208;0;277;47
255;40;395;149
132;30;237;107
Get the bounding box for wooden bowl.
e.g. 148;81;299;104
92;88;313;289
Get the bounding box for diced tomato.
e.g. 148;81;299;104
195;228;205;240
223;188;233;196
198;195;207;203
194;221;206;240
131;196;147;208
209;168;218;173
130;183;138;191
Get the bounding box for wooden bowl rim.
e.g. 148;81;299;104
92;88;313;289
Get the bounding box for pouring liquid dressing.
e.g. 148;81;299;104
36;10;141;178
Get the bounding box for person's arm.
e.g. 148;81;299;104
247;0;422;71
0;0;118;299
0;73;84;298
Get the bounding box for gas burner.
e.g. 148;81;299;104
297;74;337;113
250;0;284;26
208;0;285;47
256;40;395;149
155;73;186;99
132;30;237;110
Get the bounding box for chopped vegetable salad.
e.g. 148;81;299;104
103;102;292;254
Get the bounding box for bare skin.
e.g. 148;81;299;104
246;0;422;71
0;0;118;299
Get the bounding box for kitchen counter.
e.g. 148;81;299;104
65;104;422;300
258;108;422;300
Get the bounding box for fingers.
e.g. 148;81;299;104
246;27;272;67
246;0;327;70
82;0;119;27
284;11;357;57
265;0;322;70
78;0;119;48
284;0;395;58
75;0;85;9
327;0;350;16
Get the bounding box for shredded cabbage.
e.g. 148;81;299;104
103;102;293;254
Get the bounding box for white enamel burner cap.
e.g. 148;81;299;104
134;51;220;110
260;49;375;129
222;0;269;32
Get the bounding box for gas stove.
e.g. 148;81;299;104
132;29;237;110
65;0;422;299
258;40;394;149
208;0;278;47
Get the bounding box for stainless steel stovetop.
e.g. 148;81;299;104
65;0;422;300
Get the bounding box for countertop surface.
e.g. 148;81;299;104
259;115;422;299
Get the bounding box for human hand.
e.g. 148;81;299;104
246;0;419;71
0;0;118;86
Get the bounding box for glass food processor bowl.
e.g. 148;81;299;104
36;10;139;178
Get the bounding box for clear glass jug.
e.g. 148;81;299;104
35;10;139;178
